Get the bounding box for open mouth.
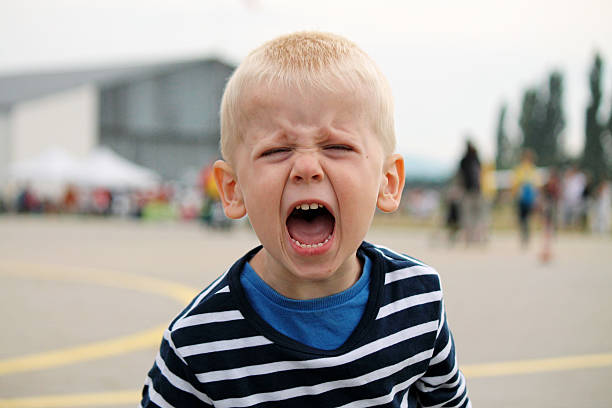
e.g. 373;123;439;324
286;203;335;249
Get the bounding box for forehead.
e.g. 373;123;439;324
240;81;375;135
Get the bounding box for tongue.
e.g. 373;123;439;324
287;213;334;245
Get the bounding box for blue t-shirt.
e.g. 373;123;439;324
240;254;371;350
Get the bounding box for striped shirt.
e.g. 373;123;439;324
141;242;470;408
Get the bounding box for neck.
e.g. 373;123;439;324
249;249;363;300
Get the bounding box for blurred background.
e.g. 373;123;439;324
0;0;611;230
1;1;611;407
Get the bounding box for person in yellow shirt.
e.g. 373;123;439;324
512;149;541;246
200;163;226;227
480;162;497;242
205;169;220;201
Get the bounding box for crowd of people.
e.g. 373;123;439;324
2;145;610;249
444;140;612;261
1;164;231;228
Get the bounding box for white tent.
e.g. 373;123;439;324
10;147;81;184
9;147;82;199
9;146;161;195
71;147;160;190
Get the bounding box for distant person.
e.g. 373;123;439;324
200;162;230;228
540;167;561;262
512;149;540;246
560;165;586;228
141;31;470;407
91;187;112;215
444;173;463;245
16;186;40;213
458;140;482;243
580;171;595;232
591;178;611;234
62;184;79;213
480;162;497;242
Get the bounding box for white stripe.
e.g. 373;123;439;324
213;349;434;408
437;302;446;337
400;389;409;408
335;373;422;408
217;285;230;293
155;352;213;405
144;376;175;408
416;373;460;393
373;245;425;266
164;329;188;366
179;335;273;357
170;270;230;330
196;320;438;383
429;336;452;366
384;266;437;285
420;357;459;386
377;291;443;320
421;372;467;408
449;389;469;408
172;310;244;330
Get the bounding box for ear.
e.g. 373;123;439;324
377;153;405;213
213;160;247;219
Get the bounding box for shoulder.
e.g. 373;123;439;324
361;242;438;277
362;242;444;346
165;247;260;351
168;271;234;332
168;246;263;332
361;241;442;294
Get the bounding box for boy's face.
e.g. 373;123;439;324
214;83;404;298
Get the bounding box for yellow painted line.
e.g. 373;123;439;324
0;323;166;375
0;261;198;375
0;261;198;304
2;261;612;407
463;352;612;378
1;352;611;408
0;390;138;408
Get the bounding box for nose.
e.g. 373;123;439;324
290;151;324;184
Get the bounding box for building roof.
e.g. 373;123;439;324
0;58;234;109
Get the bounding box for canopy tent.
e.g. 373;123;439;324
9;146;160;195
10;147;81;184
71;147;160;190
9;147;83;199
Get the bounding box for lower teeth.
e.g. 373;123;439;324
292;235;332;248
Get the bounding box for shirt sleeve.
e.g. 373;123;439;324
414;303;471;408
141;329;214;408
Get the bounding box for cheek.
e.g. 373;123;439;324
242;169;285;215
347;161;382;205
335;169;380;213
337;161;382;193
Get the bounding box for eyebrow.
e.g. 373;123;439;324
279;126;348;145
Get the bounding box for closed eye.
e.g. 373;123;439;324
260;147;292;158
324;145;353;151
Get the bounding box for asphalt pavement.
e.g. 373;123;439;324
1;215;610;407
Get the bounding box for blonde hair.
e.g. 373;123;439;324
220;31;396;161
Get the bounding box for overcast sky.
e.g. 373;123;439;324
1;0;611;167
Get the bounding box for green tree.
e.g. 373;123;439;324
495;103;513;169
540;72;565;166
518;88;543;157
603;98;612;178
518;72;566;166
582;54;607;182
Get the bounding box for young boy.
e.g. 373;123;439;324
141;31;470;408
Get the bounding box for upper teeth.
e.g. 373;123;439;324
297;203;322;210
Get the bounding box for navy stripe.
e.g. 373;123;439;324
141;242;470;408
